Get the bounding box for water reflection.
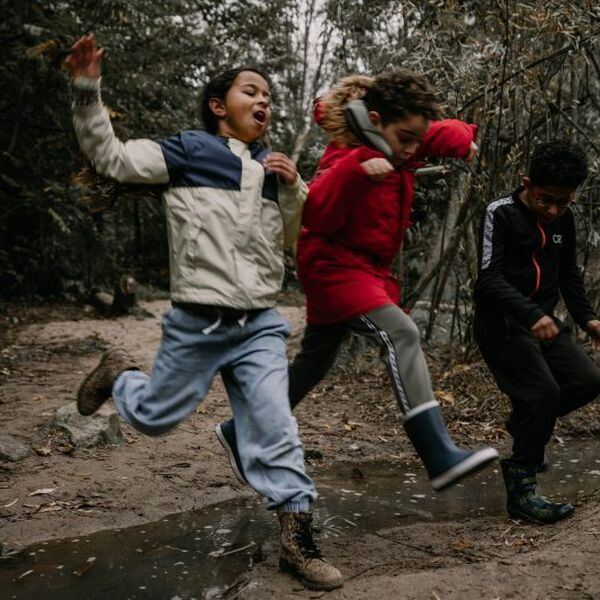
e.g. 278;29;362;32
1;440;599;599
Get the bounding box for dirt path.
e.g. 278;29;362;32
241;489;600;599
1;301;599;597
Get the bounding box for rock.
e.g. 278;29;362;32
54;403;123;448
89;291;114;315
0;434;31;462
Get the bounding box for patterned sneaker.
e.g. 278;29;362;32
215;420;248;485
278;511;344;591
77;349;137;416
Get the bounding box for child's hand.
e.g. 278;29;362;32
64;34;104;79
361;158;394;181
465;141;478;162
531;315;559;340
586;319;600;350
263;153;297;186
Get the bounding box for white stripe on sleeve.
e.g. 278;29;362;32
481;196;513;270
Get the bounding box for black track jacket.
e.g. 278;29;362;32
474;188;596;329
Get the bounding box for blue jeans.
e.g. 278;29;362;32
112;306;316;512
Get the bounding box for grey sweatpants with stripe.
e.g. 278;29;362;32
289;304;435;415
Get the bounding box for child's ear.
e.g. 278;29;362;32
368;110;382;127
209;97;226;118
522;176;532;190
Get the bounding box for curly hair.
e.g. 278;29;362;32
363;70;441;124
317;74;375;146
316;70;441;147
529;141;588;188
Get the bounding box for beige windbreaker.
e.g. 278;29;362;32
72;79;307;310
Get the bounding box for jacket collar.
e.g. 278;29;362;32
216;135;269;161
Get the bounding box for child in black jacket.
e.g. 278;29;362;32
474;141;600;523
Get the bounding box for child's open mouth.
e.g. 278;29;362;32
253;110;267;124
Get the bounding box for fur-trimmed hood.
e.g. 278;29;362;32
314;74;374;147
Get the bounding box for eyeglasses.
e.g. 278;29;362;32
533;191;575;211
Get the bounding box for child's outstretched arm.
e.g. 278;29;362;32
65;34;169;186
264;152;308;248
415;119;478;162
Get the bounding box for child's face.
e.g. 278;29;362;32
211;71;271;143
371;112;429;164
522;177;576;223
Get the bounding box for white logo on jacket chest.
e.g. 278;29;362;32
552;234;562;245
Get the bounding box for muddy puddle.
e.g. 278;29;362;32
2;440;600;599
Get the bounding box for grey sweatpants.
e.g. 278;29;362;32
289;304;436;416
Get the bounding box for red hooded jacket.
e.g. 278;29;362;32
297;119;477;325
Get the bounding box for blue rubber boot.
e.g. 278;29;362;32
403;403;499;491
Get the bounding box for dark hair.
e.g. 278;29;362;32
528;141;588;188
201;66;270;134
363;69;441;124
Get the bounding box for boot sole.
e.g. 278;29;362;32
279;559;344;591
215;424;249;486
431;447;499;491
76;355;112;416
507;505;575;525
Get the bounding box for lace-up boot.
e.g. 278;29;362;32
278;511;343;590
77;348;137;415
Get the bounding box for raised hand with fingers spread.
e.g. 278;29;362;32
64;34;104;79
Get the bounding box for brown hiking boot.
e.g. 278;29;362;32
77;349;137;416
278;511;343;591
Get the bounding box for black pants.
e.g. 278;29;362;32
289;304;436;416
474;312;600;466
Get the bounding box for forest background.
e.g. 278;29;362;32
1;0;599;352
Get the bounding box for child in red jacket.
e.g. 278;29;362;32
218;70;498;491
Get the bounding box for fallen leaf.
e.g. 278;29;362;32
14;569;34;582
435;390;455;405
451;540;474;550
3;498;18;508
34;440;52;456
29;488;56;496
39;503;63;513
73;561;95;577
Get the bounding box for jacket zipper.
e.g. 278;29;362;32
530;221;546;297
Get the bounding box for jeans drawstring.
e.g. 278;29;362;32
201;312;222;334
201;310;248;334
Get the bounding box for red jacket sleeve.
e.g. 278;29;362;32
415;119;477;160
304;145;381;233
